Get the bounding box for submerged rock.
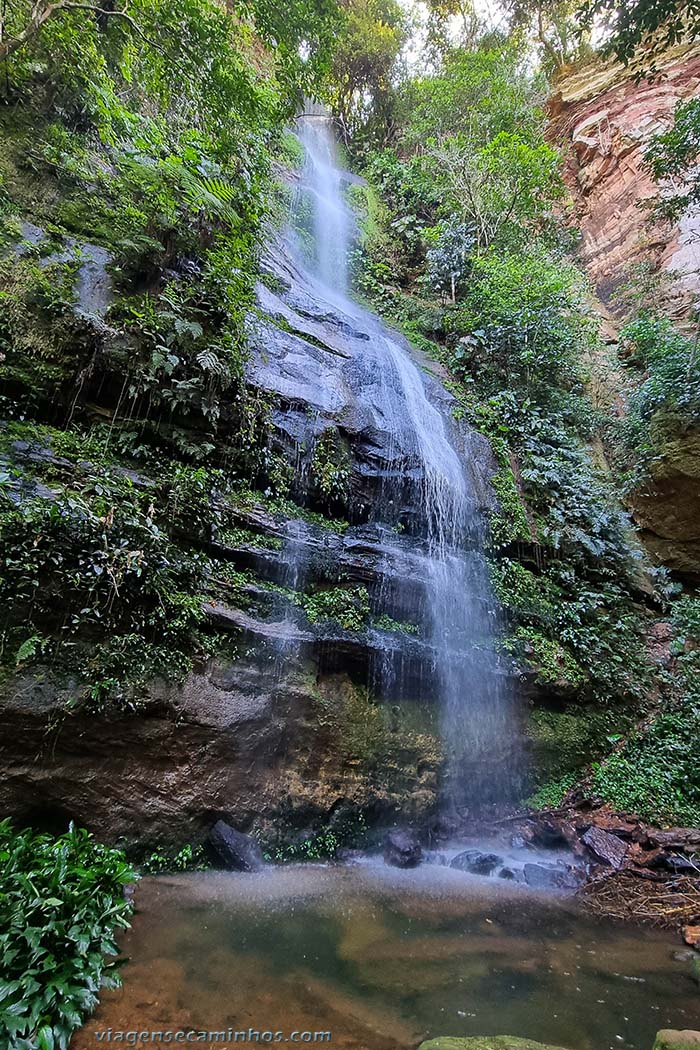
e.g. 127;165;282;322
418;1037;573;1050
450;849;502;876
208;820;263;872
653;1032;700;1049
383;828;422;868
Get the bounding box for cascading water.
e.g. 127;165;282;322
290;112;519;820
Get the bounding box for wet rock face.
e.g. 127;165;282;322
548;45;700;322
249;242;499;527
628;429;700;581
17;221;114;319
0;660;442;850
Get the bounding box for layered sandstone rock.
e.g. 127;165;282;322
548;46;700;320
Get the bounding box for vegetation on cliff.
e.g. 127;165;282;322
0;0;346;707
336;10;700;821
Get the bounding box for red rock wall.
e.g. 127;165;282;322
548;46;700;321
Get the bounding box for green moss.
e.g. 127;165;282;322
526;706;625;785
509;628;587;689
373;612;419;635
653;1031;700;1050
304;586;370;632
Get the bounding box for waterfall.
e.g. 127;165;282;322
291;113;519;821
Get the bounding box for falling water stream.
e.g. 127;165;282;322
294;112;517;817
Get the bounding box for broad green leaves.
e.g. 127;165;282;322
0;821;136;1050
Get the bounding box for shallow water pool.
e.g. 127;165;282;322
73;863;700;1050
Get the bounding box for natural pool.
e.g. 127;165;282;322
74;863;700;1050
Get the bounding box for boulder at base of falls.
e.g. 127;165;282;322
208;820;263;872
653;1032;700;1049
522;863;579;890
581;826;629;868
450;850;503;876
383;828;422;868
418;1037;573;1050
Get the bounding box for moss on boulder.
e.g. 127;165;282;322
653;1032;700;1050
418;1038;573;1050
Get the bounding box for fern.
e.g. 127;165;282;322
196;348;228;376
161;158;240;228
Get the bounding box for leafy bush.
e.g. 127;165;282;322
0;820;136;1049
304;586;370;631
614;312;700;479
592;708;700;826
445;248;595;400
591;597;700;825
526;772;576;810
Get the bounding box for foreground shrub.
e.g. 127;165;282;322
0;820;136;1049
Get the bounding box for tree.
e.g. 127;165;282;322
396;41;545;154
0;0;149;61
325;0;407;148
506;0;590;71
0;0;340;106
579;0;700;68
421;0;481;59
427;131;564;250
645;98;700;221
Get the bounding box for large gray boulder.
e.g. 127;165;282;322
208;820;264;871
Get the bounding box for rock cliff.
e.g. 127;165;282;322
0;226;504;851
549;50;700;579
548;45;700;321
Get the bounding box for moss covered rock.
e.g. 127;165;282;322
653;1032;700;1050
418;1038;573;1050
